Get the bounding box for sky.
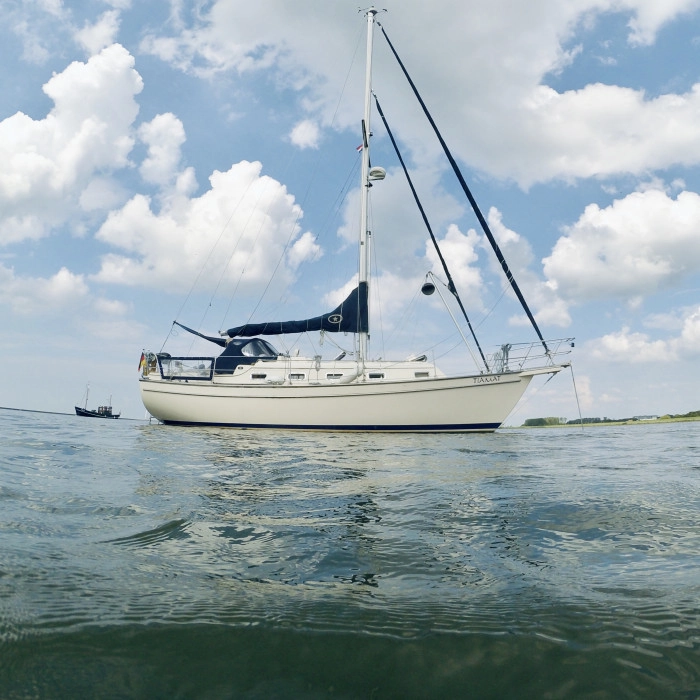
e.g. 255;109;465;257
2;0;700;423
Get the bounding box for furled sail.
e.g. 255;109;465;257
224;282;368;338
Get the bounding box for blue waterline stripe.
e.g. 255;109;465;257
160;420;500;432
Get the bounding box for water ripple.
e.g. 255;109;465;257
1;410;699;697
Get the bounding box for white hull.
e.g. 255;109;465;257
140;366;561;432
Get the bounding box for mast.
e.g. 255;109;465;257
358;7;378;363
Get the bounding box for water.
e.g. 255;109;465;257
1;407;699;699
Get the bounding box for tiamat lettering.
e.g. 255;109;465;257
473;375;502;384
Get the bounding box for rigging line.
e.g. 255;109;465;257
216;127;312;332
224;167;348;332
236;150;358;327
320;157;361;237
218;145;306;330
307;25;365;297
200;178;257;314
174;166;270;345
379;24;550;357
506;373;554;425
320;332;351;354
226;24;368;331
217;160;304;330
379;283;420;350
380;290;473;366
569;362;584;430
315;156;362;296
434;336;473;363
164;30;367;343
474;284;510;331
242;198;306;325
250;159;349;325
171;173;257;328
330;22;367;129
373;93;490;371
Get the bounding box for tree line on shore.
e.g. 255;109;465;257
522;410;700;427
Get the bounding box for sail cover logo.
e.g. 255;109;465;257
328;314;343;324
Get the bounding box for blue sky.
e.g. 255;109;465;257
2;0;700;423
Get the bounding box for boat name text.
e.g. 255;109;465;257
473;375;501;384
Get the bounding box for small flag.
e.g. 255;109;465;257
356;143;363;152
138;352;146;371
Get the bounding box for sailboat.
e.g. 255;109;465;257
75;384;120;419
139;8;572;432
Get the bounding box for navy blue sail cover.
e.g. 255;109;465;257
225;282;368;338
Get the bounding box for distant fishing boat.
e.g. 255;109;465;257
75;384;120;419
138;7;572;432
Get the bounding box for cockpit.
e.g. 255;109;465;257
215;337;280;373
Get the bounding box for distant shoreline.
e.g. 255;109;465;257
517;415;700;428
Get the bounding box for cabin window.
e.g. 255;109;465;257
369;373;384;379
326;373;343;379
289;373;306;380
240;339;279;357
414;371;430;378
251;373;267;379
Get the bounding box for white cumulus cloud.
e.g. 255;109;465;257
0;43;143;245
591;305;700;363
487;208;572;328
75;10;121;55
289;120;321;149
136;0;700;186
544;188;700;302
138;113;187;187
0;264;89;315
426;224;484;312
93;160;320;295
